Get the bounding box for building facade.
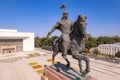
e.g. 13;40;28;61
98;43;120;56
0;29;34;54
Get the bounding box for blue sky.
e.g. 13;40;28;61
0;0;120;37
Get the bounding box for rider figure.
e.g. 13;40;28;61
47;5;73;59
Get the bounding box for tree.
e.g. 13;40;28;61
84;48;90;55
115;51;120;58
115;51;120;64
113;36;120;42
85;48;89;53
39;36;59;50
47;36;59;46
41;36;59;46
40;37;46;46
93;48;100;57
35;37;41;47
84;37;97;49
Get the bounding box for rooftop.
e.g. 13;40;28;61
0;29;17;33
99;43;120;48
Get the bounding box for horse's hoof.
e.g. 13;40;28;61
80;70;87;76
86;69;90;73
66;64;70;67
57;69;60;72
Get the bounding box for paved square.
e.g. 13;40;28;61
0;49;120;80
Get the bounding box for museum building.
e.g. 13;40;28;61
0;29;34;54
98;43;120;56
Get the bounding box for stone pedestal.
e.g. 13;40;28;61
41;62;97;80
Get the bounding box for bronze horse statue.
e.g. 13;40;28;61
52;15;90;75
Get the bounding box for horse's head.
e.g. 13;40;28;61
77;15;87;38
78;15;87;22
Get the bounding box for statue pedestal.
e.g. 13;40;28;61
41;62;97;80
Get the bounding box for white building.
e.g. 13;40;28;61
98;43;120;56
0;29;34;54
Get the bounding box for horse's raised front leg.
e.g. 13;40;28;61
78;55;90;76
79;56;90;76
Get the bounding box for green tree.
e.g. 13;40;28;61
40;37;46;46
40;36;59;50
113;36;120;42
35;36;41;47
115;51;120;58
84;37;97;49
47;36;59;46
115;51;120;64
40;36;59;46
38;35;120;52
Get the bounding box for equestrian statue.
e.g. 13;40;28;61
47;4;90;76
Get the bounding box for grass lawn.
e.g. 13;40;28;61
32;65;43;69
28;53;41;57
37;69;44;74
29;62;38;65
47;59;52;62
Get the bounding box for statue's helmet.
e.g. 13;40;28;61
61;4;68;16
63;10;68;15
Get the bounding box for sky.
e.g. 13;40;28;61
0;0;120;37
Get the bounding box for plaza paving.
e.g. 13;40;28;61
0;48;120;80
